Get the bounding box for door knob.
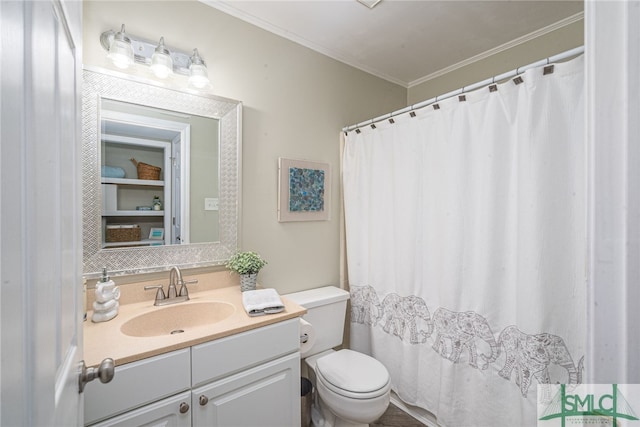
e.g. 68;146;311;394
78;358;115;392
179;402;190;414
199;395;209;406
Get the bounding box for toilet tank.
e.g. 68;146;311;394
285;286;350;357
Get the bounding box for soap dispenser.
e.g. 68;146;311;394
91;267;120;323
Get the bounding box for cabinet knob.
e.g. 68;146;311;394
179;402;190;414
199;395;209;406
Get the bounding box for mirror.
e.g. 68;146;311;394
100;99;220;245
83;68;241;277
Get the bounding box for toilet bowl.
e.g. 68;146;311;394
285;287;391;427
306;349;391;427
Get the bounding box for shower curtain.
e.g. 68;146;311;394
343;56;585;427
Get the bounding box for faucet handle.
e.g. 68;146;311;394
144;285;166;304
167;283;178;299
179;279;198;297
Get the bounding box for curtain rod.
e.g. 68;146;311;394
342;45;584;133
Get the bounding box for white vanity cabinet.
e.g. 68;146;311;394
191;319;300;427
84;318;301;427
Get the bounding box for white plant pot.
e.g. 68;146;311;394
240;273;258;292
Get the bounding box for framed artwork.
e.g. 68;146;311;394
149;227;165;240
278;158;331;222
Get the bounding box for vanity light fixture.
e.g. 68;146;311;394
100;24;210;88
150;37;173;79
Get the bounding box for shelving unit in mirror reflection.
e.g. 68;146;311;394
101;135;172;249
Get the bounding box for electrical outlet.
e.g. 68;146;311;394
204;198;219;211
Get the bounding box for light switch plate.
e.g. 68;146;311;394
204;198;219;211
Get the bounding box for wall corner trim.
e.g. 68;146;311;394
408;11;584;89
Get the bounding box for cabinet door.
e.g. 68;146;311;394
89;391;191;427
192;353;300;427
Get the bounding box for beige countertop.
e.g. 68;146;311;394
84;285;306;368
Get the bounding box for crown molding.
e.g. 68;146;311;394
408;11;584;88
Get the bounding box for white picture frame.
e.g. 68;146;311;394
149;228;165;240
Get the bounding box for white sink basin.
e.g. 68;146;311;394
121;301;235;337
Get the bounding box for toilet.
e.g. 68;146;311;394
286;286;391;427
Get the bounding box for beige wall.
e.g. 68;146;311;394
83;1;407;294
408;19;584;104
189;115;220;243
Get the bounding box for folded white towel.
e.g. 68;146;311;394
242;288;285;317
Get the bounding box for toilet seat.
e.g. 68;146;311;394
315;349;390;400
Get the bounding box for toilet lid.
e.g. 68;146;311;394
316;349;390;395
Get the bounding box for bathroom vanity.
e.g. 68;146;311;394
83;285;305;426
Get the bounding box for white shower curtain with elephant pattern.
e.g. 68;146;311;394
343;56;585;427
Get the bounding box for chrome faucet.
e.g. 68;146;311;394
168;266;182;299
144;266;198;306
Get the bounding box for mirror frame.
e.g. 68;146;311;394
82;68;242;277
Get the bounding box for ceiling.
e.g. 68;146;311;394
201;0;583;88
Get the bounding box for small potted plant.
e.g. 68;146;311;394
226;251;268;291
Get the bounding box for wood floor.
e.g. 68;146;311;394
372;403;428;427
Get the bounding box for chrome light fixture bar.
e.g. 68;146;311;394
100;24;210;87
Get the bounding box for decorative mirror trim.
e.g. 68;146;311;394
82;68;241;277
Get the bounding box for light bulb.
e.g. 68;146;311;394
107;24;133;69
188;48;209;88
150;37;173;79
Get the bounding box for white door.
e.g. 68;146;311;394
1;0;84;425
172;134;183;244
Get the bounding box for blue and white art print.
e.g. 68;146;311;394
278;158;331;222
289;167;325;212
